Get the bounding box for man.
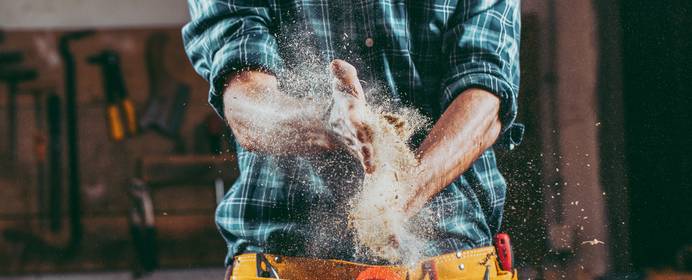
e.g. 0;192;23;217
183;0;522;279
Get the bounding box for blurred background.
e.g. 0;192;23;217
0;0;690;279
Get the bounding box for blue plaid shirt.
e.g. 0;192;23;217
183;0;522;265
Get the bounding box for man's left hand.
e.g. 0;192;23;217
327;59;376;174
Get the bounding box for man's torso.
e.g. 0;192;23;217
215;0;509;265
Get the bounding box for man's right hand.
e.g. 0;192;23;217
222;60;375;173
328;59;376;174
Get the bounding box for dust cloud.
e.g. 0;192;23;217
261;41;432;265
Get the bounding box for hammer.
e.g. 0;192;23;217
0;67;38;160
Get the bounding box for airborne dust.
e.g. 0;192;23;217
261;41;433;265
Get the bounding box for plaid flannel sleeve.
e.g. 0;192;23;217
440;0;523;148
182;0;283;118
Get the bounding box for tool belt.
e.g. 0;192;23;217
226;246;517;280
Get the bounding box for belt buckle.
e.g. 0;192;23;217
256;253;280;279
421;260;438;280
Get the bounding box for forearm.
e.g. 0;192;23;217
223;70;337;155
404;88;502;215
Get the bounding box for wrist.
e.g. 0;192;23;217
400;164;428;218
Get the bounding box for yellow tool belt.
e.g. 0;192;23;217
226;246;517;280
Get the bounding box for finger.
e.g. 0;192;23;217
330;59;365;100
329;118;364;160
387;234;401;249
360;143;375;173
329;116;359;143
354;123;375;173
330;127;371;173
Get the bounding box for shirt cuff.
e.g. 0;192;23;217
440;72;523;150
207;39;284;119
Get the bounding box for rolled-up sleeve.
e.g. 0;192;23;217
440;0;523;148
182;0;283;118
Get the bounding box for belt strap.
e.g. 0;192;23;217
228;246;517;280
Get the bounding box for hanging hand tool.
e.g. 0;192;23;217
128;178;158;276
88;50;138;141
1;41;37;161
28;89;48;230
59;30;94;254
46;94;63;233
0;67;38;160
140;33;190;139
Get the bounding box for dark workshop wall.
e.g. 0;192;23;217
620;0;692;269
0;28;229;273
0;0;189;29
496;14;547;270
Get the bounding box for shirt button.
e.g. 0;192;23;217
365;37;374;47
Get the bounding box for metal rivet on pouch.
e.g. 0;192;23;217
274;256;282;263
455;251;462;258
458;263;465;270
